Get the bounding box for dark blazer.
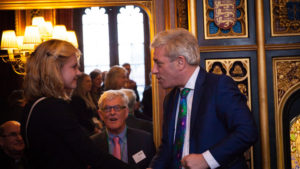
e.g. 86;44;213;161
150;67;258;169
91;127;156;169
21;97;136;169
0;148;29;169
70;95;97;135
141;85;153;120
126;114;153;134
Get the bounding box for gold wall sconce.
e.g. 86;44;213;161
1;16;78;75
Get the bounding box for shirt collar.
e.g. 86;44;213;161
107;126;127;142
182;66;200;90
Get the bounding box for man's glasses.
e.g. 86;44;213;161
101;105;126;113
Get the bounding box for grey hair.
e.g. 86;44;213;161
98;90;129;110
120;88;136;114
151;28;200;65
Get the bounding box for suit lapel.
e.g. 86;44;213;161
102;132;109;152
93;132;109;153
167;88;180;144
190;68;206;136
127;128;136;164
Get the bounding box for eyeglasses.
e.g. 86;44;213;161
101;105;126;113
1;132;21;138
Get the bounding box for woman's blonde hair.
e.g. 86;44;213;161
24;39;81;102
72;73;96;110
104;65;127;90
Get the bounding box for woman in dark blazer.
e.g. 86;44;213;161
21;39;136;169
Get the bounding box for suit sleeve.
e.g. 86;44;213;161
209;75;258;165
145;132;156;166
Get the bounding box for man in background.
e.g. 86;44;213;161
0;121;28;169
91;90;156;169
122;63;140;102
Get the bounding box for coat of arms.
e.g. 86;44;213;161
214;0;237;30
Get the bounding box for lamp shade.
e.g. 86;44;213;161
16;36;23;48
23;26;42;45
1;30;18;49
32;16;45;26
32;16;47;38
52;25;67;41
67;31;78;48
44;21;53;37
17;36;35;51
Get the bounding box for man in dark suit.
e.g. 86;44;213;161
91;90;156;169
0;121;29;169
149;28;258;169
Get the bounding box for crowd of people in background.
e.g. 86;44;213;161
2;61;153;132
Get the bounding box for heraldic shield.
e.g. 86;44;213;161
214;0;237;30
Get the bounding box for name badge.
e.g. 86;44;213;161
132;150;146;163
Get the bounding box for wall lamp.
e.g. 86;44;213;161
0;16;78;75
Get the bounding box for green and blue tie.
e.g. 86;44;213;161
172;88;191;169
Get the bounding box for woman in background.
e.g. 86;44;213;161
21;39;135;169
71;74;102;135
104;65;128;91
89;70;103;107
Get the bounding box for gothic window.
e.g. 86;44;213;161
82;5;148;99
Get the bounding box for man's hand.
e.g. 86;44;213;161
181;154;209;169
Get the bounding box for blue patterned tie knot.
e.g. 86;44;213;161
180;88;191;98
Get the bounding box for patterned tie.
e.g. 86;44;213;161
113;136;121;160
172;88;191;169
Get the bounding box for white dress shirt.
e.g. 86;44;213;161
173;66;220;169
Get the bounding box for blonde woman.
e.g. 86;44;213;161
71;73;102;135
104;65;128;91
21;39;135;169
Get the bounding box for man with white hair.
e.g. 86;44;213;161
91;90;156;169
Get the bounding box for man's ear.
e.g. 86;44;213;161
176;56;186;70
98;110;104;121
